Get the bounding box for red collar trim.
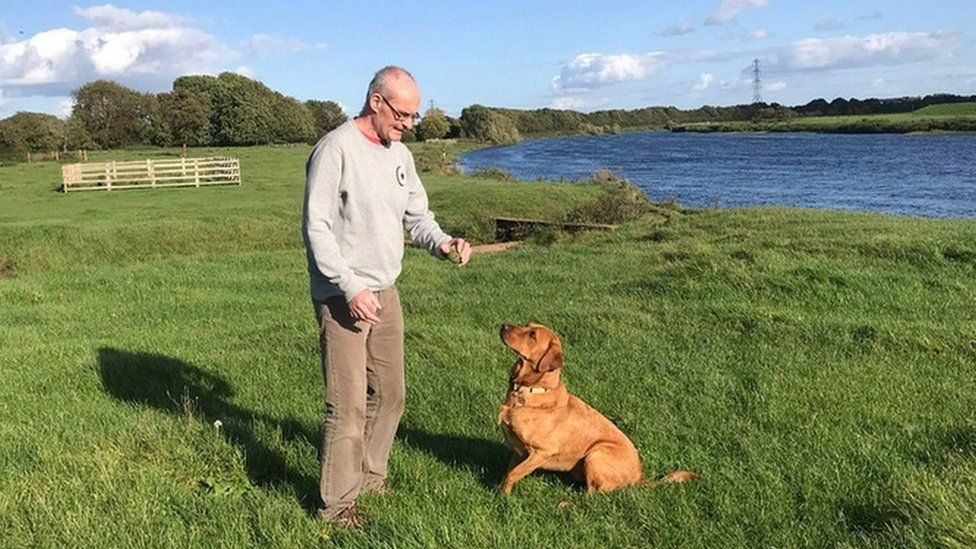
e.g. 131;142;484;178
355;119;384;145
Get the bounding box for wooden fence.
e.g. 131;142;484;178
61;157;241;192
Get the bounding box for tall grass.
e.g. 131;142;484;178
1;146;975;547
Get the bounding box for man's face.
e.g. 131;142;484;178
371;79;420;143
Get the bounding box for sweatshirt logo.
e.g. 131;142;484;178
395;165;406;186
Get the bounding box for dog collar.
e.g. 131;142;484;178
510;384;550;395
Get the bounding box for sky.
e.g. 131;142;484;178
1;1;975;119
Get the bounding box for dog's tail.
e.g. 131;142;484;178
641;469;699;487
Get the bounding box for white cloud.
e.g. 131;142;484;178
857;11;884;21
719;74;746;90
765;81;786;91
246;34;327;57
0;89;6;108
234;65;255;79
785;31;956;72
748;27;769;40
0;5;232;96
0;5;320;100
661;19;695;37
870;76;900;94
551;52;666;91
814;19;846;32
72;4;190;31
551;96;584;110
705;0;769;26
694;73;715;90
58;96;74;118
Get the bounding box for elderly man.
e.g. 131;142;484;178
302;66;471;527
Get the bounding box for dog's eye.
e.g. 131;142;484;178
528;329;536;339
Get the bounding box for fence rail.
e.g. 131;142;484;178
61;157;242;192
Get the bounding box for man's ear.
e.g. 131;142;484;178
535;339;563;373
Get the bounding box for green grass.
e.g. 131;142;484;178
2;146;976;547
914;102;976;117
674;105;976;133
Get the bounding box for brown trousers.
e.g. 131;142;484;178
313;286;405;518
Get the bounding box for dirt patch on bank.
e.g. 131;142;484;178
472;241;522;254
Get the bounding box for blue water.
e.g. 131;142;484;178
457;132;976;219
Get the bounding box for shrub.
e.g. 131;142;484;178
469;167;514;180
564;171;655;225
459;105;521;145
412;143;458;175
416;108;450;141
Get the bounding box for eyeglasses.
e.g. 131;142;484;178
377;94;420;124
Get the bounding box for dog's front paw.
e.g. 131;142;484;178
499;483;513;495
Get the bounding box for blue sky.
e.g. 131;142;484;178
2;1;975;119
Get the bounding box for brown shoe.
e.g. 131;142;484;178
318;506;365;529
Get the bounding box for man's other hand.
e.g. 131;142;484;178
348;290;382;324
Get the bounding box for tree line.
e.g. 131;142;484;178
2;72;974;159
0;73;348;159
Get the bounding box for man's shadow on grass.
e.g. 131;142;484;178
98;347;540;504
395;425;512;490
97;347;320;513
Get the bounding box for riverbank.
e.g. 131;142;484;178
2;145;975;546
670;103;976;133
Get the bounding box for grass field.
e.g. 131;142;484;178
673;102;976;133
914;102;976;117
2;145;976;547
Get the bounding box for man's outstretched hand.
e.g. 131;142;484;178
441;237;472;267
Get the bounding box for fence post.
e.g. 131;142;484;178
27;152;31;163
148;159;155;188
109;160;116;190
194;159;200;187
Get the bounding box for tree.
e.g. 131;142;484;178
459;105;520;145
305;100;347;139
415;107;450;141
0;112;64;151
72;81;146;149
139;93;170;147
0;119;26;161
63;114;94;150
158;89;212;146
271;94;316;144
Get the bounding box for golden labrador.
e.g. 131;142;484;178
497;322;697;494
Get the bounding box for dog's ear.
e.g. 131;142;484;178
535;338;563;372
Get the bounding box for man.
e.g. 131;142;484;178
302;66;472;528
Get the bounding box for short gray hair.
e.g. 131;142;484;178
366;66;415;99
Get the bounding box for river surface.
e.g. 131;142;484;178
457;132;976;218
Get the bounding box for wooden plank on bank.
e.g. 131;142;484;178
493;216;617;241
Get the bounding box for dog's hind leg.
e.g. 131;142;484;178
582;450;642;493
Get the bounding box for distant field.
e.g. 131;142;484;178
2;146;976;547
913;102;976;116
673;104;976;133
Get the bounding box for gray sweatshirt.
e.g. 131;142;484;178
302;120;452;302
